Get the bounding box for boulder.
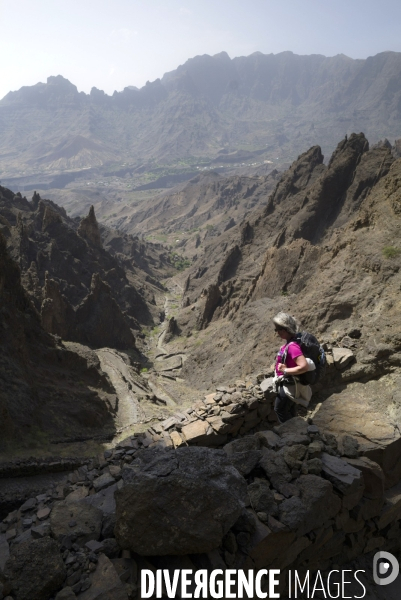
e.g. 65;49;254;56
81;483;117;539
339;434;359;458
279;475;341;536
247;479;279;517
345;457;384;499
274;417;309;437
114;447;248;555
255;430;281;449
282;444;308;470
50;501;103;544
170;430;185;447
181;420;208;444
259;447;292;483
65;487;89;503
232;509;257;534
313;385;401;488
243;518;296;570
154;355;182;372
206;415;233;435
307;458;323;475
223;435;262;454
321;453;365;508
93;473;115;492
223;435;262;474
274;417;310;446
226;450;262;476
2;537;66;600
79;554;128;600
332;347;355;370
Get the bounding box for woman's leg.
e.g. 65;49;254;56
274;386;296;423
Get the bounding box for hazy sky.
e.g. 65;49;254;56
1;0;400;100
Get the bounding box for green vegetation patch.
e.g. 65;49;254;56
169;252;191;271
382;246;401;259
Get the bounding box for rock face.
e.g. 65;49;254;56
0;187;171;350
75;274;135;349
40;271;135;349
313;376;401;488
2;537;66;600
175;135;400;421
0;227;117;448
78;206;103;248
114;447;248;555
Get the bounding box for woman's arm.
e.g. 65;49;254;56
277;354;308;376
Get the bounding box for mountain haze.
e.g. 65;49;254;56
2;51;401;182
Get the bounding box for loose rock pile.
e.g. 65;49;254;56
1;376;401;599
147;378;277;448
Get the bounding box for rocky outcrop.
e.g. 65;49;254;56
75;274;135;349
40;272;136;349
0;185;167;344
41;273;75;339
0;229;120;449
163;316;179;343
1;407;401;599
78;206;102;248
114;447;248;555
196;283;221;329
176;135;401;393
2;537;66;600
313;374;401;488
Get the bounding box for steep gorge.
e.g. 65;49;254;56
1;132;401;598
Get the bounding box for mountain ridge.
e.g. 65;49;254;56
2;50;401;180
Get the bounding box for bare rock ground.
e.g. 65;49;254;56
95;349;146;431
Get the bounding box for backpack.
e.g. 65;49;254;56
284;331;326;385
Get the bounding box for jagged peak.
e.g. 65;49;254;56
77;205;102;248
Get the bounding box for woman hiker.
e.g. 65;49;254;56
272;312;309;423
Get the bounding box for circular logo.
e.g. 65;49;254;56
373;551;399;586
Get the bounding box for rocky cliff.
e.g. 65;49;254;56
0;229;118;450
0;187;174;349
174;133;400;391
0;185;183;452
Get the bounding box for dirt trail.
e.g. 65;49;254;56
96;348;148;432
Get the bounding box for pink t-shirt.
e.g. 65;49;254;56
275;341;303;376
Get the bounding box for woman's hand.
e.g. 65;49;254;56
277;355;309;375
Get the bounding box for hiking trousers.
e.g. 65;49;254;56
274;385;296;423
